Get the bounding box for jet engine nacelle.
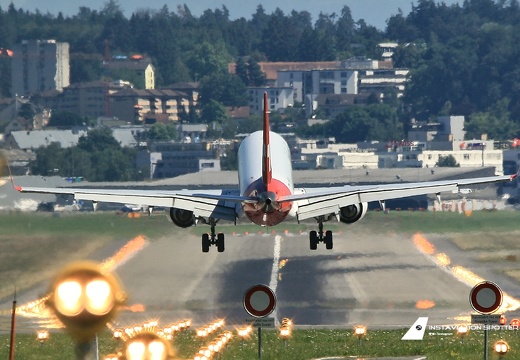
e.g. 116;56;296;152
169;207;195;228
339;202;368;224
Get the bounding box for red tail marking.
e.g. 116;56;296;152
262;92;272;191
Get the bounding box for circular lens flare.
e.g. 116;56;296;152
55;280;83;316
148;340;166;360
85;279;114;315
126;341;146;359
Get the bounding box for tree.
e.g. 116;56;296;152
436;154;460;167
187;41;231;80
18;103;34;119
465;99;519;140
77;127;120;152
199;72;248;107
147;123;177;141
247;57;266;86
48;111;85;128
235;57;249;85
200;99;228;125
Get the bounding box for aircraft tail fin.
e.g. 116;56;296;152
262;92;272;191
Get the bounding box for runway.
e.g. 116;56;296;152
108;224;484;329
4;220;519;333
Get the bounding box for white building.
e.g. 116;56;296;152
248;87;294;115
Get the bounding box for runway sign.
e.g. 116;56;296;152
243;284;276;318
470;281;503;314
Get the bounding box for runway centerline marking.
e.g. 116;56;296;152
269;235;282;322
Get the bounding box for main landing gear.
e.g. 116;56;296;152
309;216;333;250
201;218;225;253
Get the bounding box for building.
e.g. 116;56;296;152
277;69;358;104
137;141;220;179
3;129;88;150
109;88;192;123
11;40;70;96
39;80;131;119
248;87;294;115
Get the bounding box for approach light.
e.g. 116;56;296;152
281;317;293;328
354;325;367;345
113;329;124;340
36;330;49;344
494;340;509;357
124;332;175;360
279;326;291;339
104;355;119;360
46;261;126;342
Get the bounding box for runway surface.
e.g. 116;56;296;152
3;221;520;333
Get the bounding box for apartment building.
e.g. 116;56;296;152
11;40;70;96
248;87;294;115
109;88;191;123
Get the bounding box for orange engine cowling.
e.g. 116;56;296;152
169;207;195;227
339;203;368;224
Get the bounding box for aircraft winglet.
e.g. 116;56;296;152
262;92;272;191
6;160;22;192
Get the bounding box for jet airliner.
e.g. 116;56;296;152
13;93;516;252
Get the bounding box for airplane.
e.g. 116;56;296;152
11;93;517;253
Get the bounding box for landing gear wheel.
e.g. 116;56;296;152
309;230;318;250
325;230;333;250
216;233;225;252
202;233;210;253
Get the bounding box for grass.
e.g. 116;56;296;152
1;328;520;359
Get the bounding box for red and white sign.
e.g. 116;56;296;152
469;281;503;314
243;284;276;318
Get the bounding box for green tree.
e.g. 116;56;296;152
147;123;177;141
235;57;249;85
465;99;519;140
30;142;66;176
200;99;228;125
18;103;34;119
199;73;248;107
247;57;266;86
48;111;85;128
436;154;460;167
77;127;120;152
187;41;231;80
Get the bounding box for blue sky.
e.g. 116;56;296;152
0;0;463;30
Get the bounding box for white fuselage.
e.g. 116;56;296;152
237;131;294;226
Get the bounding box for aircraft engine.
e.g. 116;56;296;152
169;207;195;227
339;202;368;224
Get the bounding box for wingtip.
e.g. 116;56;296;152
6;160;22;191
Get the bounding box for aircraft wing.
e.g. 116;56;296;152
14;185;254;222
285;173;516;221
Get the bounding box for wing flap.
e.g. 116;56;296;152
293;175;508;221
16;186;240;221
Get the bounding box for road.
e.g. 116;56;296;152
3;221;517;333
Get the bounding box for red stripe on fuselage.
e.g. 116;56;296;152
242;178;292;227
